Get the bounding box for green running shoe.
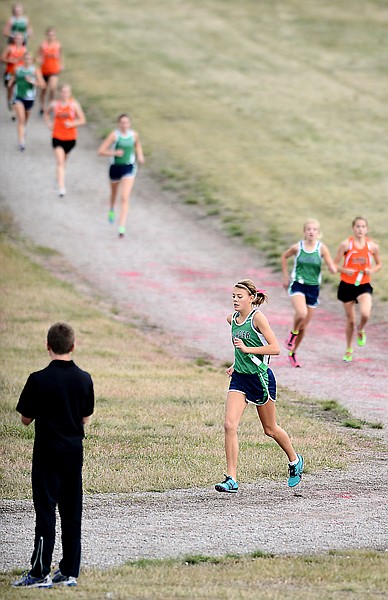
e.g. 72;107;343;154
357;330;366;347
215;475;238;493
288;454;304;488
108;210;115;223
343;349;353;362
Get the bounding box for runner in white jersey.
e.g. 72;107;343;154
281;219;336;367
98;113;144;238
215;279;304;493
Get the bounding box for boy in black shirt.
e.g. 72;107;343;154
12;322;94;588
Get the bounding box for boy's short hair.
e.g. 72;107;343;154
47;322;75;355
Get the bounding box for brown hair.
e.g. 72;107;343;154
117;113;131;122
352;216;368;227
234;279;268;306
47;322;75;355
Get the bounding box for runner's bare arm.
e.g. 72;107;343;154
281;244;298;288
135;132;145;164
233;312;280;356
97;131;123;157
333;239;353;276
68;101;86;128
367;243;382;275
321;243;337;273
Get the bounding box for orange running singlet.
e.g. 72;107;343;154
341;236;372;285
40;41;61;77
52;100;77;141
5;44;26;74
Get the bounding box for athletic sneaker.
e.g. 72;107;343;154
52;569;77;587
118;226;126;238
357;330;366;347
288;454;304;488
12;571;52;588
343;350;353;362
108;210;115;223
284;331;298;352
215;475;238;493
58;188;66;198
19;143;25;152
288;352;301;368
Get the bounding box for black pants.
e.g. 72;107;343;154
30;449;83;578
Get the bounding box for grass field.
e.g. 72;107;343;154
1;1;387;594
0;228;384;596
1;233;369;500
1;0;387;296
1;550;387;599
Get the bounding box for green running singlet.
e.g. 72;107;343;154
111;129;136;166
14;66;36;100
231;309;270;375
291;240;322;286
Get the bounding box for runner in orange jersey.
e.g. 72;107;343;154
45;84;86;197
38;28;63;115
1;32;26;113
334;216;382;363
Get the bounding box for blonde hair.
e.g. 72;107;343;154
303;218;322;239
234;279;268;306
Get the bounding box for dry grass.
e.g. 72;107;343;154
1;550;387;599
0;235;369;500
2;0;387;295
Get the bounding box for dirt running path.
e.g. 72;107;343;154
1;104;387;570
1;107;387;434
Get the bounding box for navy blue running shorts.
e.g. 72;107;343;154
289;281;320;308
109;163;136;182
14;97;34;111
337;281;373;304
229;369;276;406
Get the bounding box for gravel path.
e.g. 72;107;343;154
0;103;387;571
1;454;387;571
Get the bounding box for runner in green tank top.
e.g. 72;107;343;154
98;113;144;238
112;130;136;166
8;53;45;150
215;279;304;493
231;308;270;374
3;3;33;44
281;219;336;367
14;64;36;99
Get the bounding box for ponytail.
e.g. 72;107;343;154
235;279;268;306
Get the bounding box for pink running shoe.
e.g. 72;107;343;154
288;353;301;368
284;331;298;352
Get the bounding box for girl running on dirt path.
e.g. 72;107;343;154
334;216;382;363
38;27;63;115
8;52;45;151
3;3;32;45
215;279;304;493
44;84;86;197
281;219;336;367
98;113;144;238
1;32;26;114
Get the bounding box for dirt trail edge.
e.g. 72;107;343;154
0;106;387;570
